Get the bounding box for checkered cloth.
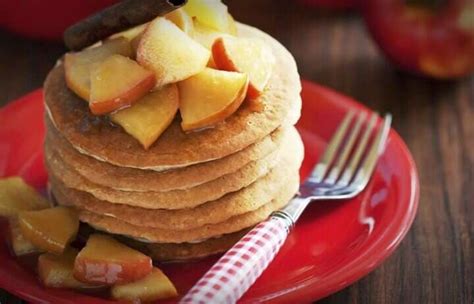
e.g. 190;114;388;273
180;217;290;304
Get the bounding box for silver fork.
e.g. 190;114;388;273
181;111;392;304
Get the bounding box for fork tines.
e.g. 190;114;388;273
310;111;392;189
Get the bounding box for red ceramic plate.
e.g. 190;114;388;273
0;81;419;303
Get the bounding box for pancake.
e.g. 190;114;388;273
77;175;299;243
46;127;301;209
46;119;287;192
46;144;279;207
44;23;301;171
122;229;249;261
50;130;303;229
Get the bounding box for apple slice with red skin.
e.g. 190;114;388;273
111;268;178;302
73;234;152;285
212;36;275;99
89;54;156;115
192;19;233;68
362;0;474;78
18;206;79;255
111;84;179;149
38;248;100;289
178;68;248;131
64;38;132;101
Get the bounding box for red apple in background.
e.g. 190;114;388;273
297;0;359;9
362;0;474;79
0;0;117;41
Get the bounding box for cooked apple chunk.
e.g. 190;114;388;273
8;218;40;256
111;268;178;302
0;177;50;217
213;36;275;99
111;84;179;149
18;207;79;255
108;23;149;55
38;248;97;289
192;20;233;68
137;17;210;87
74;234;152;285
193;19;232;50
165;8;193;35
184;0;230;32
89;54;156;115
178;68;248;131
64;38;133;101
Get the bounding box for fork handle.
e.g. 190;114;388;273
180;197;311;304
180;217;290;303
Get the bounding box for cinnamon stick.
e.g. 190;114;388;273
64;0;187;51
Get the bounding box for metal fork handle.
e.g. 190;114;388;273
273;196;312;226
180;197;310;304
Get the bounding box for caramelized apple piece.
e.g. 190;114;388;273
108;23;148;55
111;84;179;149
64;38;133;101
8;218;40;256
192;19;236;68
0;177;50;217
193;19;232;50
184;0;230;32
74;234;152;285
213;36;275;99
137;17;210;87
18;207;79;254
165;8;193;35
192;20;230;68
89;54;156;115
178;68;248;131
111;268;178;302
38;248;97;289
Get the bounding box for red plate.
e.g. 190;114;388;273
0;81;419;303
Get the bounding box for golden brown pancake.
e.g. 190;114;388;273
44;24;301;170
46;118;287;191
77;175;298;243
49;130;303;229
122;229;249;261
46;146;279;207
46;127;302;210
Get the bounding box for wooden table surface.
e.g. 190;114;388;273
0;1;472;303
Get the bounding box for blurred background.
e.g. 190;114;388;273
0;0;472;303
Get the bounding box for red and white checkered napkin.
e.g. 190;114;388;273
180;217;290;304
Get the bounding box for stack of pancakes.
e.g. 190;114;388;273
43;24;303;261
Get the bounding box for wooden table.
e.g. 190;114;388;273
0;1;472;303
